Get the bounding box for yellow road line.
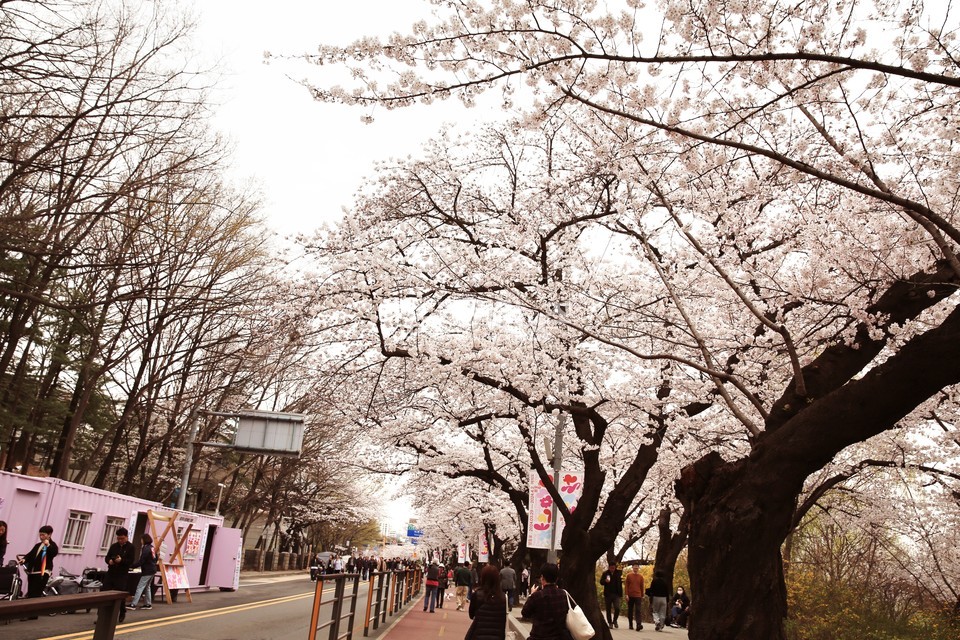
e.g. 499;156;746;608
40;590;320;640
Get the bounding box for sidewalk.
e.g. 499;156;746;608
379;593;689;640
508;613;689;640
378;599;474;640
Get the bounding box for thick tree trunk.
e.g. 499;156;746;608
653;506;689;595
675;275;960;639
559;525;610;640
679;453;795;640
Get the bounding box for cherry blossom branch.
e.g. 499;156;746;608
637;169;808;398
793;101;960;280
563;91;960;252
498;281;769;431
635;232;763;437
305;46;960;108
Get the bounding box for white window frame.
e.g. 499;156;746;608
61;510;92;552
99;516;126;553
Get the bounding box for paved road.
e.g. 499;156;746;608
2;572;386;640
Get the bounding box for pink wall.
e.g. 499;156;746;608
0;470;238;591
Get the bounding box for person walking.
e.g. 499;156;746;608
519;565;530;598
18;525;58;620
128;533;158;610
436;564;448;608
423;561;440;612
470;561;480;600
454;561;472;610
600;562;624;628
468;564;508;640
624;564;645;630
499;563;517;611
104;527;135;623
648;570;670;631
520;563;568;640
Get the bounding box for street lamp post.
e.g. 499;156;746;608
176;409;200;511
547;275;567;565
215;482;226;516
546;412;565;564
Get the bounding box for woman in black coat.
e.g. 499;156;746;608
468;564;507;640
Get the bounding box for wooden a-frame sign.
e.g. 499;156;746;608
147;509;193;604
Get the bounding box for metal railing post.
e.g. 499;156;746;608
307;575;325;640
387;571;396;616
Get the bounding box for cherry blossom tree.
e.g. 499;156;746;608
301;119;718;632
302;1;960;637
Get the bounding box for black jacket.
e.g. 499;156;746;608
105;541;135;577
648;576;670;598
468;588;507;640
22;540;58;574
600;569;623;598
132;543;158;575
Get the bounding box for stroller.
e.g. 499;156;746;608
0;561;23;625
0;560;22;601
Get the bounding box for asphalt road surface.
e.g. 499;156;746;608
3;572;384;640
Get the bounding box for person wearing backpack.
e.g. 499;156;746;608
128;533;158;610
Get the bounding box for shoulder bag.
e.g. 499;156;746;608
563;590;595;640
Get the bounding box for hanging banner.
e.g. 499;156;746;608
526;469;583;549
457;541;469;563
478;532;490;562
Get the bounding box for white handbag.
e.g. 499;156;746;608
563;590;596;640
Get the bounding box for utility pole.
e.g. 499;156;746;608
546;412;565;564
214;482;226;516
547;267;567;564
176;409;200;511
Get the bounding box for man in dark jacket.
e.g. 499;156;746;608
19;525;58;620
520;563;568;640
454;561;473;611
648;570;670;631
104;527;135;622
600;562;623;628
500;564;517;611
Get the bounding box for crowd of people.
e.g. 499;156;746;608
411;557;689;638
308;553;420;581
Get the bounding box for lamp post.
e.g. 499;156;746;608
546;412;565;564
214;482;226;516
547;271;567;565
176;409;200;511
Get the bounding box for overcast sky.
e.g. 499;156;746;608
193;0;491;239
193;1;473;530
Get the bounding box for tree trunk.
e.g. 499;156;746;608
559;525;610;640
679;452;794;639
675;273;960;639
653;506;689;595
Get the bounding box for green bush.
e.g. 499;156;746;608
785;570;957;640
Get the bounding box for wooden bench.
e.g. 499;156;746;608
0;590;128;639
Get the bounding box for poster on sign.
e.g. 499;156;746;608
457;541;470;563
526;470;583;549
478;533;490;562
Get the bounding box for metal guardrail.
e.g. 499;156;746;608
0;590;128;639
362;571;390;636
308;569;423;640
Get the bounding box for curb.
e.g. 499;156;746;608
507;613;529;639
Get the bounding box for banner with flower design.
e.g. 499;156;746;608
526;469;583;549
